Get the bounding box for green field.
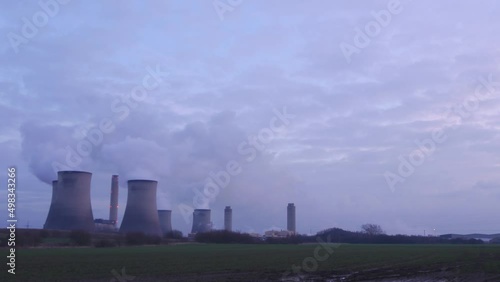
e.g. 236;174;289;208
2;244;500;281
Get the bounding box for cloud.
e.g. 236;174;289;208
3;0;500;234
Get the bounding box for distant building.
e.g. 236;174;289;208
264;230;295;238
94;219;117;232
249;233;262;239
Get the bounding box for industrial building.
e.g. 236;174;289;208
94;219;116;232
119;180;162;236
264;230;295;238
43;171;95;232
45;172;166;236
43;171;298;237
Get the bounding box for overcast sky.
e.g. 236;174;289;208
1;0;500;236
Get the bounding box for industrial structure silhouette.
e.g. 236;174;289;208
43;170;296;236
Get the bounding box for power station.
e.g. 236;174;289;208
44;171;298;236
191;209;212;233
224;206;232;232
43;171;95;232
158;210;172;235
119;180;162;236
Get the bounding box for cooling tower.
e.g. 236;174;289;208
109;175;119;226
191;209;212;233
119;180;161;236
287;203;296;233
158;210;172;234
43;171;94;232
224;206;232;232
43;180;59;229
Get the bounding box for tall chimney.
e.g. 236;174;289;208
287;203;296;233
224;206;232;232
109;175;119;226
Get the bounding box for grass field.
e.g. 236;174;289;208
2;244;500;281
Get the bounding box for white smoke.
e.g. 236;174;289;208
20;109;302;233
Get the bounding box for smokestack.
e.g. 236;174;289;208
191;209;211;233
44;171;94;232
287;203;296;233
224;206;232;232
119;180;161;236
158;210;172;235
109;175;119;226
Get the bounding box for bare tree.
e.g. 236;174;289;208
361;224;385;235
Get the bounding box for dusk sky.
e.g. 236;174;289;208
1;0;500;236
